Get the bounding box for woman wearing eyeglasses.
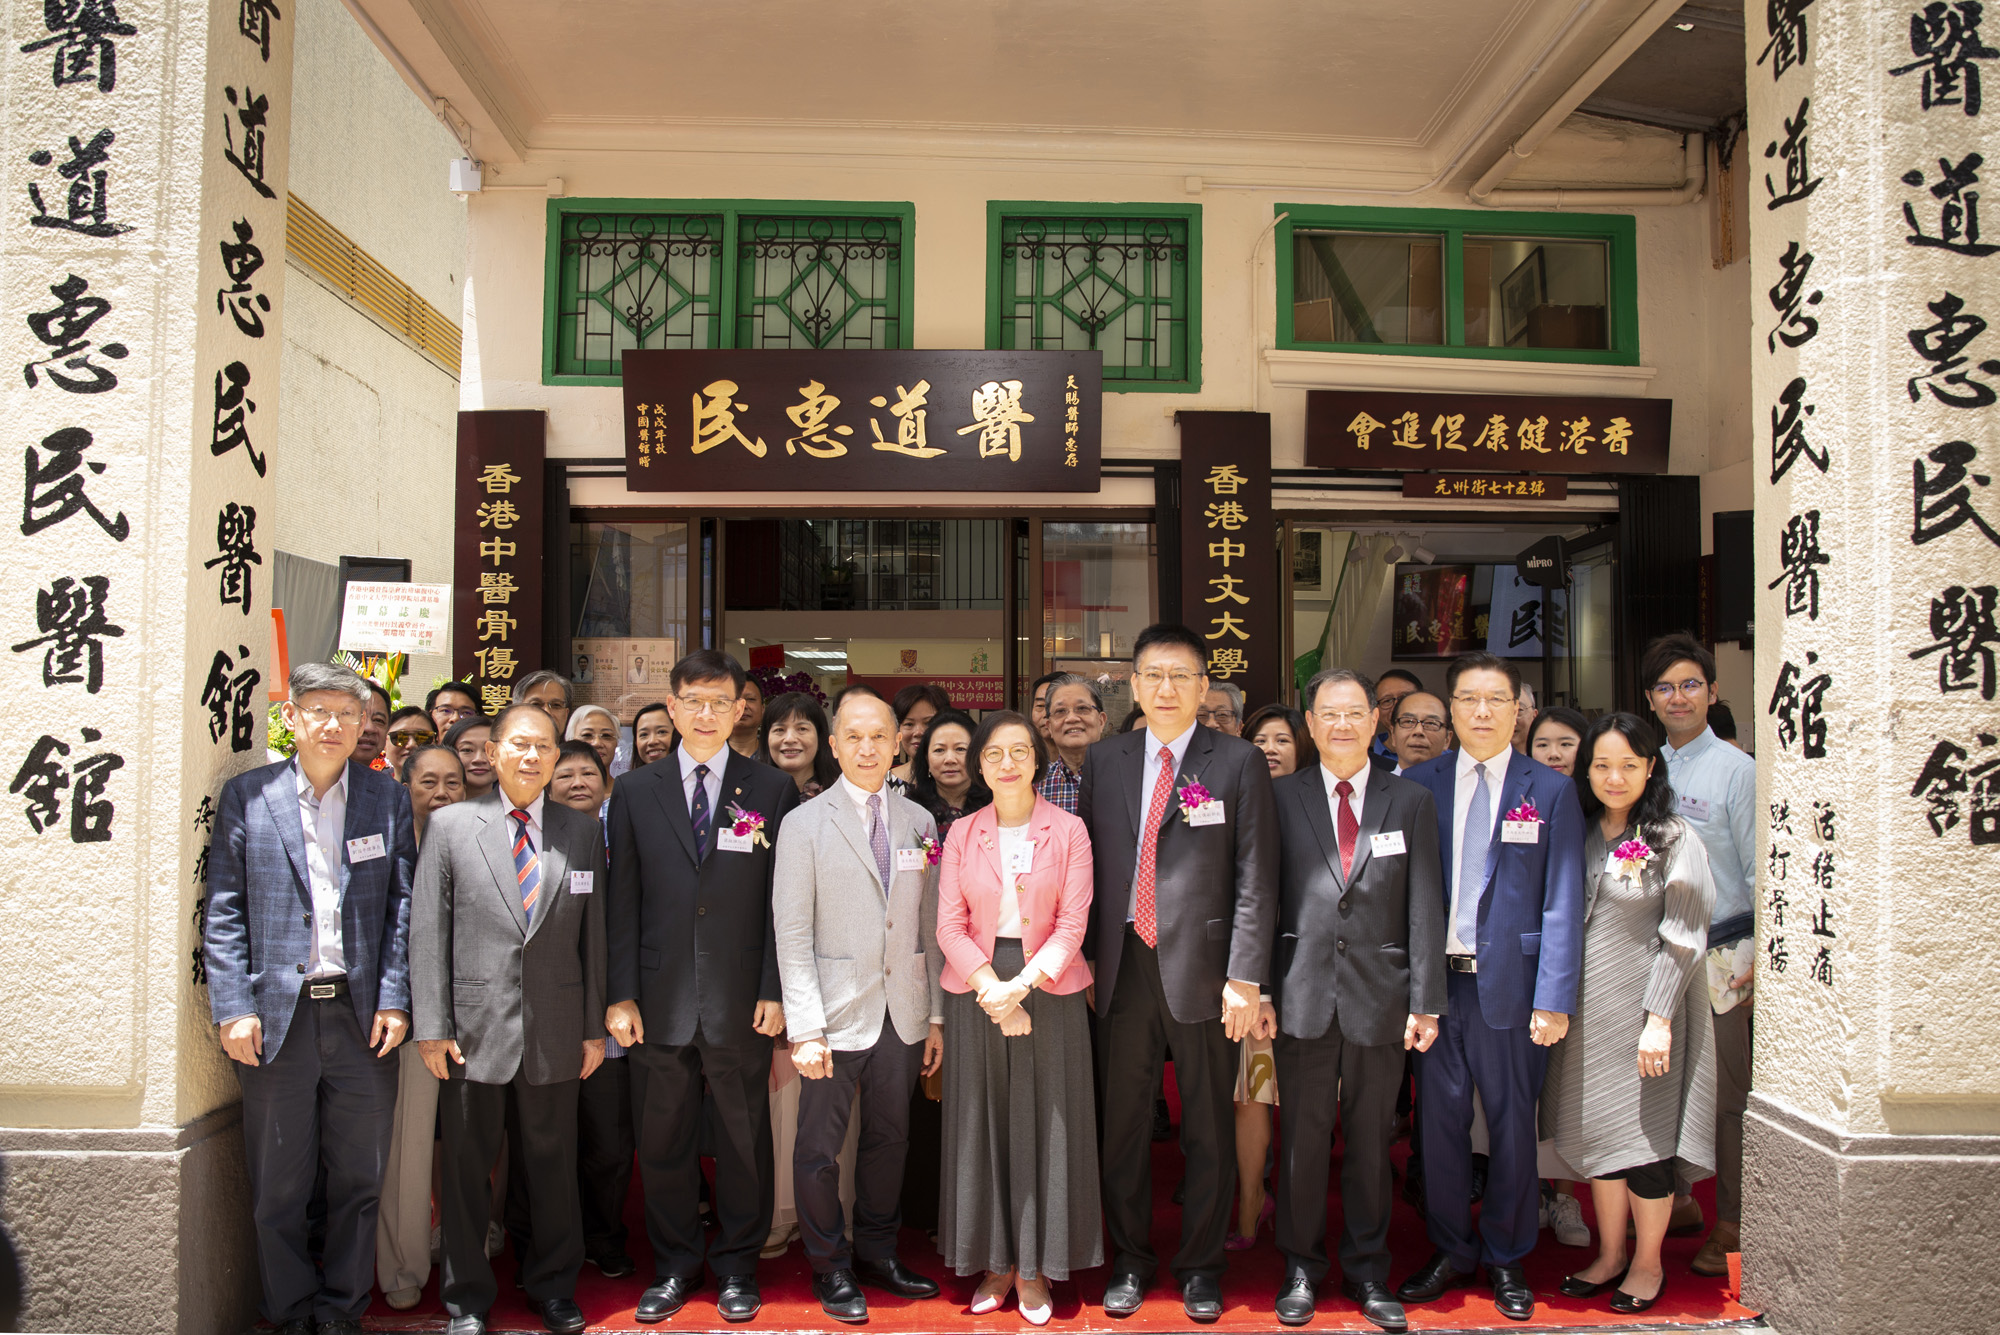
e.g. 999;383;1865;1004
936;711;1100;1324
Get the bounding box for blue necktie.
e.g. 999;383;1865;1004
510;809;540;925
1456;762;1490;948
690;763;711;864
867;791;892;886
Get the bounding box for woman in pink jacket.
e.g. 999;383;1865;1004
935;710;1102;1324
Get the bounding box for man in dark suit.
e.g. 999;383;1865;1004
605;649;799;1323
413;703;608;1335
204;661;417;1335
1270;668;1447;1332
1395;653;1584;1323
1077;623;1277;1322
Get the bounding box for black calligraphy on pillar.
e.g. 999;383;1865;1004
221;86;277;200
1764;98;1825;208
11;575;122;692
203;502;261;613
1769;509;1831;618
1911;730;2000;841
237;0;282;61
200;645;262;751
1766;798;1792;971
1767;242;1823;349
1757;0;1816;79
19;0;137;94
1903;154;1999;255
216;219;272;337
1908;291;2000;405
1909;583;1999;697
25;130;133;237
22;426;127;540
1769;650;1831;758
1813;799;1838;841
9;727;123;842
1913;439;1999;545
24;274;126;392
1769;377;1826;482
1891;1;1995;115
209;362;265;476
189;896;208;985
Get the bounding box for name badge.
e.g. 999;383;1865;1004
1678;794;1712;822
717;828;753;853
1007;839;1036;875
346;833;385;863
569;871;593;895
1370;829;1406;857
1188;800;1225;827
894;847;925;872
1501;820;1541;845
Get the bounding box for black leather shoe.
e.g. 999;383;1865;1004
1469;1152;1489;1204
636;1276;700;1323
717;1275;762;1322
1275;1275;1316;1326
1103;1272;1148;1316
1341;1279;1407;1333
274;1320;313;1335
1558;1266;1628;1299
855;1255;940;1298
814;1269;869;1323
1609;1285;1660;1314
1486;1264;1535;1322
1400;1166;1427;1217
588;1249;637;1278
1182;1275;1223;1323
444;1315;488;1335
319;1322;363;1335
530;1296;587;1335
1396;1251;1476;1303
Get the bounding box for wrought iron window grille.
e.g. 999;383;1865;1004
995;214;1191;384
554;211;725;377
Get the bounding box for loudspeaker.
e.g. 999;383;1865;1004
1712;510;1753;642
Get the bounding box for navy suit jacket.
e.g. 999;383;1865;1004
1400;750;1584;1030
203;758;418;1062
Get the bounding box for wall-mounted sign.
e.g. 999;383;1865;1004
1177;411;1278;709
1403;473;1571;501
622;349;1102;492
452;411;545;715
338;581;451;656
1307;390;1671;474
572;637;679;723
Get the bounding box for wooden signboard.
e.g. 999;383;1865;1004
1306;390;1671;474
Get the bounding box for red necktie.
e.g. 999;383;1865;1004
1336;778;1358;879
1133;745;1174;948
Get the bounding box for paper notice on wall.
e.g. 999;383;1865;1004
339;582;452;655
572;638;678;723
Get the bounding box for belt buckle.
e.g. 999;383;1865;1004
1448;954;1477;974
308;982;337;1000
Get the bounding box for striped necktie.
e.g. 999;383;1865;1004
510;809;540;924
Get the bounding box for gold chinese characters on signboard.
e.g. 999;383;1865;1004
1305;390;1672;475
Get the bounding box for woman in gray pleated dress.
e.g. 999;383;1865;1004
935;711;1102;1325
1543;712;1717;1315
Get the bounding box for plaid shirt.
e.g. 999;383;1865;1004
1036;757;1084;815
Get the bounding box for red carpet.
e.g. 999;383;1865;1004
358;1116;1758;1333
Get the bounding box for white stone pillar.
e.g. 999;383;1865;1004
1746;3;2000;1330
0;0;292;1329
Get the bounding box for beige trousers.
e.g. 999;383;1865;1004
375;1041;440;1294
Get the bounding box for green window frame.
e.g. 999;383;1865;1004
1274;204;1639;366
985;201;1201;393
544;198;916;385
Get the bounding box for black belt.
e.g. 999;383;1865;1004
1446;954;1478;974
305;976;350;1001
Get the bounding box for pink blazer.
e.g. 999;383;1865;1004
936;797;1095;995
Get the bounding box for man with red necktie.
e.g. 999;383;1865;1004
1077;624;1277;1323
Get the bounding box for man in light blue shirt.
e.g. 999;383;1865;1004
1642;633;1755;1276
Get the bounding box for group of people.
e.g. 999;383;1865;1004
202;625;1754;1335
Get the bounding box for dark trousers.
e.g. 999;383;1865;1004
439;1068;583;1317
1711;1002;1751;1223
1273;1028;1403;1285
632;1035;773;1281
234;990;398;1324
1097;929;1234;1284
1417;972;1547;1269
795;1025;921;1273
579;1054;635;1258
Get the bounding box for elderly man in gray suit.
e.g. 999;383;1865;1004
773;691;945;1323
413;703;608;1335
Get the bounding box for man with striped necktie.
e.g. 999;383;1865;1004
413;703;608;1335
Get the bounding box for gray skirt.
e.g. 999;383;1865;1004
939;939;1104;1280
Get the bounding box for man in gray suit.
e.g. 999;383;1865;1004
773;692;944;1322
204;661;417;1335
413;703;608;1335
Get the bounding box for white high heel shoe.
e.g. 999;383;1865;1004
1018;1279;1052;1326
970;1271;1015;1315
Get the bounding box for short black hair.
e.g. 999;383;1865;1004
1377;668;1424;694
400;743;464;785
1121;705;1148;732
1242;703;1308;755
555;738;608;783
1707;700;1738;742
1131;623;1208;671
1304;666;1377;713
442;715;491;749
670;649;746;695
1444;651;1522;699
892;681;952;722
1640;632;1716;694
968;710;1046;785
1029;672;1062;706
427;681;478;711
633;701;672;731
490;701;560;743
1576;711;1681;848
364;681;392;711
1526;705;1588;749
759;691;839;790
910;709;993;815
388;705;431;730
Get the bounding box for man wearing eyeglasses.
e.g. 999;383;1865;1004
1389;692;1450;776
427;682;481;739
1197;682;1245;737
1078;624;1277;1322
1640;633;1755;1276
1372;670;1424;768
1037;673;1105;814
603;650;799;1323
204;661;418;1335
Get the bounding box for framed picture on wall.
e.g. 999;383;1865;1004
1291;529;1338;599
1499;246;1547;347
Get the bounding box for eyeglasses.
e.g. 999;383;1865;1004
1648;678;1709;699
1395;717;1448;735
1135;669;1203;689
1196;709;1239;725
1048;705;1100;722
981;744;1037;764
432;704;473;721
296;704;362;728
675;694;738;717
500;738;557;757
1312;709;1373;727
388;729;434;747
1451;692;1517;713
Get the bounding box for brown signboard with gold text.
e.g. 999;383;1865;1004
622;349;1102;491
1177;411;1278;710
1305;390;1671;474
452;410;545;715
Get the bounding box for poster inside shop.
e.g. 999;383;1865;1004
338;582;451;656
572;638;679;723
1053;659;1134;731
1483;565;1569;659
1391;565;1481;661
846;639;1004;710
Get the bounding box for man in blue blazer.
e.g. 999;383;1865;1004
1393;653;1583;1324
204;661;418;1335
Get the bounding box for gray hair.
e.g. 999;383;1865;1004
512;669;573;707
1519;682;1537;710
1045;672;1103;713
1212;682;1245;716
565;703;618;740
1303;666;1377;712
289;661;371;706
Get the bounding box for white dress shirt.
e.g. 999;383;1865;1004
1129;723;1198;920
298;763;349;979
1321;759;1370;837
501;790;546;844
1447;746;1513;955
678;742;727;823
996;821;1029;938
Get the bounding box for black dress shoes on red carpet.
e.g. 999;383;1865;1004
317;1322;362;1335
1610;1285;1661;1314
1182;1274;1223;1323
814;1268;869;1322
444;1315;487;1335
636;1276;699;1323
274;1320;313;1335
1275;1275;1316;1326
1396;1250;1477;1303
1341;1278;1408;1332
529;1295;586;1334
588;1249;637;1278
854;1256;940;1298
717;1274;763;1322
1558;1266;1628;1299
1485;1264;1535;1322
1102;1271;1147;1315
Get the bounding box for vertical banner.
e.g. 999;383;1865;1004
453;411;546;716
1176;411;1277;709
